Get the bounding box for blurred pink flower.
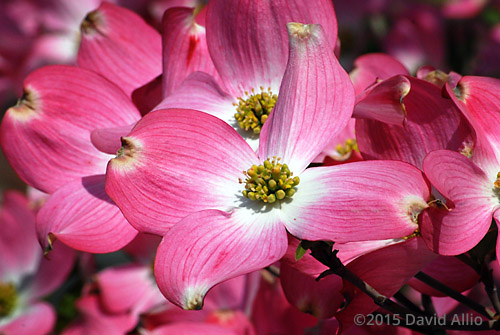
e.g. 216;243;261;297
0;191;75;335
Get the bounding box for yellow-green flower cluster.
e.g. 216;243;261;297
0;282;18;317
241;157;299;203
234;87;277;134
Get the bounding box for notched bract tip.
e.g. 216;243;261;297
116;137;137;159
184;293;204;310
81;9;104;35
452;81;468;102
8;88;39;122
110;137;143;171
43;233;56;256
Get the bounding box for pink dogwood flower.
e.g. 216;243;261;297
352;54;475;171
0;191;75;335
106;23;432;310
61;294;138;335
421;76;500;260
155;0;338;150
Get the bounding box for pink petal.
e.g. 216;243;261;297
421;150;496;254
384;7;445;73
28;241;76;299
142;305;209;328
154;208;287;309
282;160;430;242
442;0;488;19
407;255;480;296
336;239;406;265
353;75;411;125
97;264;163;315
203;274;250;311
251;275;318;335
448;76;500;168
132;75;163;116
0;191;40;281
162;7;218;97
280;237;344;319
356;76;475;170
315;118;357;163
77;2;162;96
154;72;236;136
495;210;500;269
147;323;238;335
259;23;354;174
37;175;138;253
337;238;437;331
61;294;137;335
350;53;409;96
105;109;258;235
206;0;337;96
148;0;206;26
0;65;141;193
0;302;55;335
122;233;161;263
204;310;256;335
91;123;136;155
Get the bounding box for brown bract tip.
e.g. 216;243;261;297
423;70;449;88
8;88;39;121
81;9;103;35
452;81;468;102
185;293;204;310
43;233;57;256
116;137;137;159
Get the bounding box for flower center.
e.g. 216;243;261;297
0;282;18;317
336;138;358;157
240;157;299;203
494;172;500;190
234;87;277;134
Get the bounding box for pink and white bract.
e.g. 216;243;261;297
0;65;140;253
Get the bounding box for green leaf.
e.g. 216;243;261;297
295;242;307;261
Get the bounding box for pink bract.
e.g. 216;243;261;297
0;65;140;253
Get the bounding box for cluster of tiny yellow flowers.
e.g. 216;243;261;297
335;138;358;157
234;87;277;134
0;282;18;317
240;157;299;203
494;172;500;189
